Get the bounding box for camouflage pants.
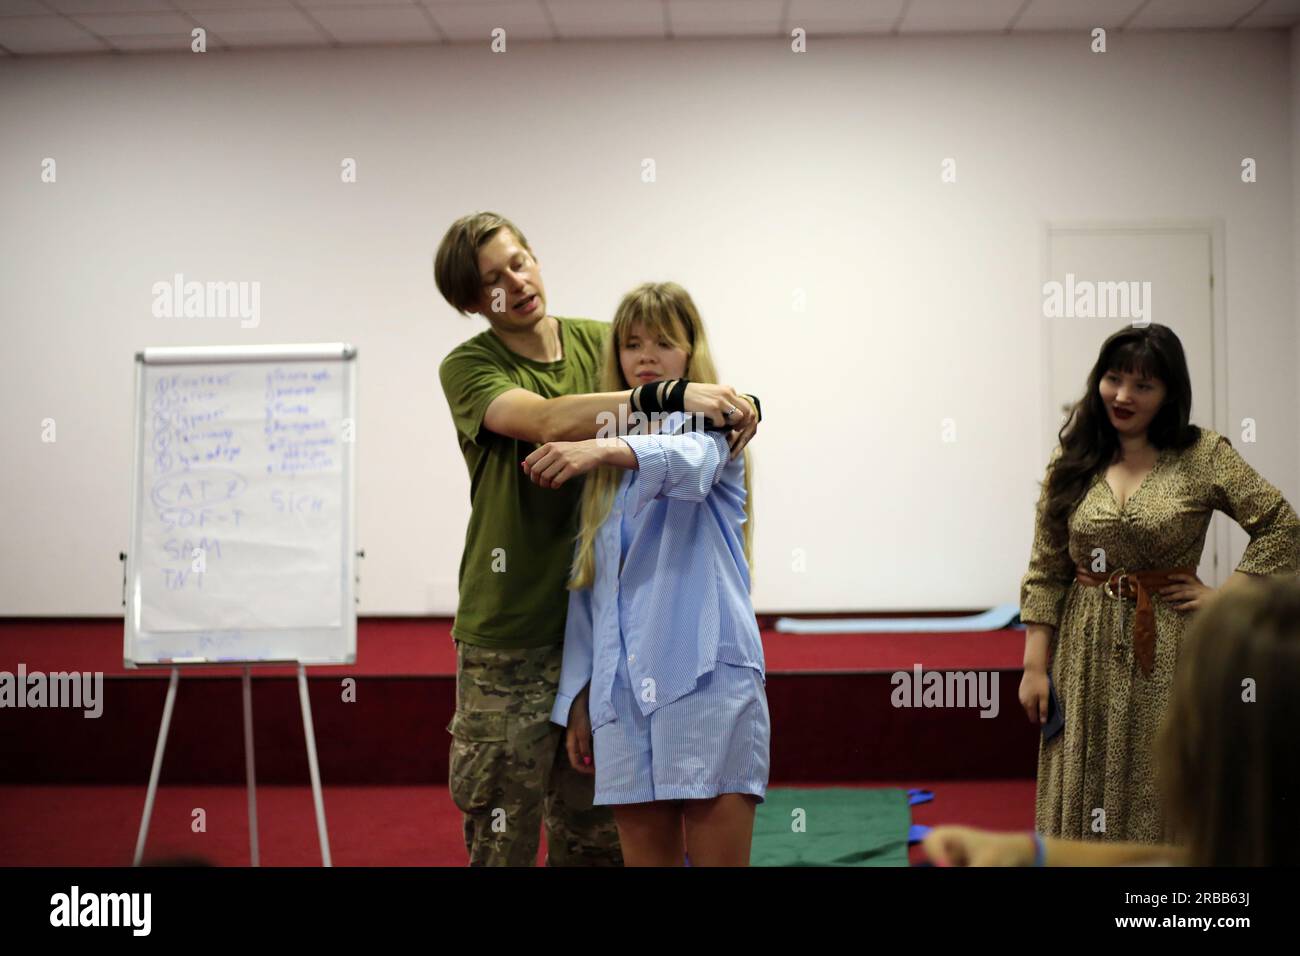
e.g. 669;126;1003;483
447;640;624;866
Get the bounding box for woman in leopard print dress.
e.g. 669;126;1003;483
1018;324;1300;843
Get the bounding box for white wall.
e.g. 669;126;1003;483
1;30;1296;616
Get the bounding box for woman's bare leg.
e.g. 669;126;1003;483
682;793;758;866
613;801;686;866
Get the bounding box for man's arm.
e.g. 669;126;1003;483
485;384;758;445
484;388;634;445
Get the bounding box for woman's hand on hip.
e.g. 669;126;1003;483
1159;572;1214;612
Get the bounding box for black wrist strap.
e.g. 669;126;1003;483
636;378;689;416
665;378;688;413
632;383;656;415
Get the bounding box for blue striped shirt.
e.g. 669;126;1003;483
550;411;765;731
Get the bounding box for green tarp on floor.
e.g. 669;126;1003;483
751;787;911;867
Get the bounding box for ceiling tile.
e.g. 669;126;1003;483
1128;0;1261;30
420;0;551;41
785;0;903;33
310;5;436;42
44;0;176;13
900;0;1027;33
215;29;327;46
172;0;294;10
1237;0;1300;29
300;0;424;7
190;8;318;31
667;0;783;36
73;12;196;34
0;13;110;49
546;0;665;39
0;0;58;15
107;31;205;49
1013;0;1143;32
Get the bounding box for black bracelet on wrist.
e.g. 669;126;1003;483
660;379;691;413
632;378;692;417
666;378;689;413
638;382;664;415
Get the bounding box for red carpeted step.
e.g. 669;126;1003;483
0;617;1027;677
0;619;1039;787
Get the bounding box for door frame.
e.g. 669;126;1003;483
1039;219;1230;585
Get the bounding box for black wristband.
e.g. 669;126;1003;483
665;378;689;413
637;382;663;415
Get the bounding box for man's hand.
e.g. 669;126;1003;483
681;385;759;461
683;384;755;431
724;397;759;461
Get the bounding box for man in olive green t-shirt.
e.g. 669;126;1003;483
433;212;759;866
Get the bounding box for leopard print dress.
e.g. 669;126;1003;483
1019;427;1300;843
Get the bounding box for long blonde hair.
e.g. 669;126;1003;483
567;282;754;591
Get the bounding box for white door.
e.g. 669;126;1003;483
1045;226;1227;585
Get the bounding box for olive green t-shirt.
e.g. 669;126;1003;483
438;316;611;648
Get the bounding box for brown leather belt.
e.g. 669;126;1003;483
1074;566;1195;676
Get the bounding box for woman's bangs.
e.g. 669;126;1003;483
1106;339;1163;383
616;303;687;351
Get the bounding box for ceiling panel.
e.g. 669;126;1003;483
1239;0;1300;29
73;12;196;35
0;13;109;51
1013;0;1144;32
1128;0;1262;30
785;0;904;33
899;0;1027;33
420;0;552;42
546;0;665;39
310;6;436;43
3;0;1299;56
668;0;784;37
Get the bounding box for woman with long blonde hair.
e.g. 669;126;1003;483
523;281;769;865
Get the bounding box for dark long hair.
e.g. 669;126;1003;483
1157;576;1300;865
1040;324;1201;550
